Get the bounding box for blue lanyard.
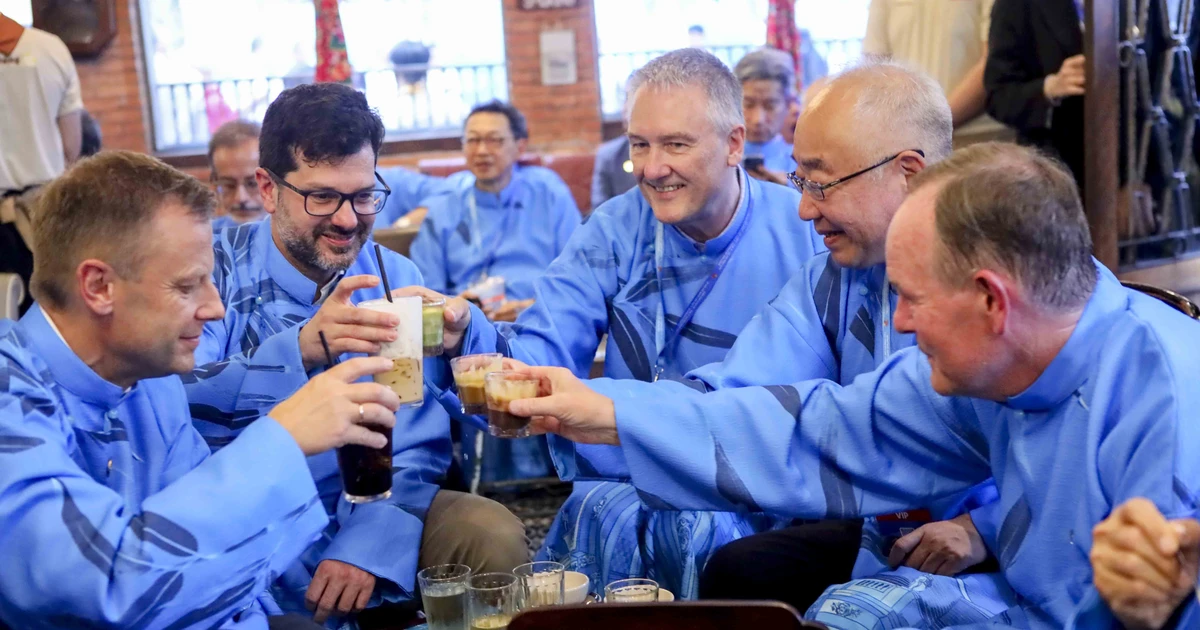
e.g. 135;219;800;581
652;170;752;381
466;177;520;281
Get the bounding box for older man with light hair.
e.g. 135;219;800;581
503;141;1200;628
412;47;825;599
488;60;1013;619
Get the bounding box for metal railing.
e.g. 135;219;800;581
150;62;508;153
598;39;864;116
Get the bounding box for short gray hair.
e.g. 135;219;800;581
911;142;1096;311
626;48;744;134
734;47;796;98
820;60;953;164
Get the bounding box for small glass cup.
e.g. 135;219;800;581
451;353;505;415
418;564;471;630
423;297;446;357
468;572;519;629
358;296;424;409
514;561;565;608
605;578;659;603
483;371;542;438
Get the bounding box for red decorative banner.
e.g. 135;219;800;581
766;0;803;91
314;0;352;84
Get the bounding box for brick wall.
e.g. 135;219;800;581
500;0;603;152
76;0;149;153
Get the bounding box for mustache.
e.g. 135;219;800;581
314;222;368;241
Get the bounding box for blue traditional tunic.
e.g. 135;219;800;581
184;220;456;623
456;169;825;598
374;166;455;228
549;251;1010;614
0;305;328;629
590;265;1200;629
409;165;581;302
745;134;797;174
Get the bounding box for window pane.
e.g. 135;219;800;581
594;0;869;117
0;0;32;26
139;0;505;153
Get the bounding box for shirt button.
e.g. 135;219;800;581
858;286;869;296
105;410;118;420
106;459;113;475
255;296;264;305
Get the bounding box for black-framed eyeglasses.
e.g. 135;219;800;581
265;169;392;217
787;149;925;201
211;176;259;200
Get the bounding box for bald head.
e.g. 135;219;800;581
797;61;952;167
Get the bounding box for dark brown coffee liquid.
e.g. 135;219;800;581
336;423;393;500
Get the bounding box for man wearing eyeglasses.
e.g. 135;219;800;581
419;48;826;602
410;100;581;325
208;120;267;230
184;83;529;628
491;61;1012;624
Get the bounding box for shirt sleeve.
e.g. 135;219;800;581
410;207;452;296
602;348;992;518
547;264;840;482
0;367;328;628
185;248;312;449
460;212;616;375
46;34;83;117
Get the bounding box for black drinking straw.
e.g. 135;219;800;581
373;244;393;302
319;331;337;367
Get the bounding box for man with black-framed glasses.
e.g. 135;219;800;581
208;120;267;229
184;83;528;629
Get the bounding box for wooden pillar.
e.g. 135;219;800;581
1084;0;1121;270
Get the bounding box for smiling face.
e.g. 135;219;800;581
887;184;1004;396
791;87;918;269
106;199;226;378
627;83;744;234
262;145;378;281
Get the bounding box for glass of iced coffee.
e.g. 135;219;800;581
450;354;504;415
483;371;541;438
423;297;445;357
358;296;424;409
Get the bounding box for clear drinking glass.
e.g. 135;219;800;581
358;296;424;408
483;371;541;438
418;564;471;630
468;572;520;629
423;297;446;357
604;578;659;603
514;561;565;608
450;353;505;415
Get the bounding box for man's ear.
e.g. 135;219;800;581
77;259;117;316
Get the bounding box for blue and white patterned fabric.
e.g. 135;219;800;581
0;305;328;629
589;264;1200;629
185;219;457;625
455;169;825;599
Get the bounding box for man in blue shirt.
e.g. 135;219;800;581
505;142;1200;629
0;150;402;630
591;135;637;211
185;83;528;627
410;100;581;323
209;120;267;231
423;48;826;599
735;47;799;184
373;165;455;230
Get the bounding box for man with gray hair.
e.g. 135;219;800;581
208;120;266;229
501;141;1200;628
412;47;825;598
734;47;799;183
496;61;1016;622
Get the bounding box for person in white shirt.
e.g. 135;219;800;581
862;0;1006;142
0;10;84;315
